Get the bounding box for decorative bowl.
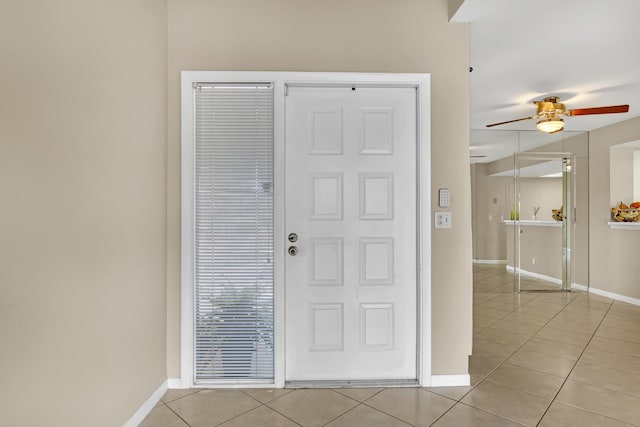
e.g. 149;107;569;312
611;207;640;222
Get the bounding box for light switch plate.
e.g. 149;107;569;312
435;211;452;229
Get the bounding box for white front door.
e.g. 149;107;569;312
284;86;417;382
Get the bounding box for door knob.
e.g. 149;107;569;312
288;246;299;256
288;233;298;242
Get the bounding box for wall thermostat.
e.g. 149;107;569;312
438;188;450;208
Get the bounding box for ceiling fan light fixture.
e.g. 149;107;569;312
536;117;564;133
486;97;629;131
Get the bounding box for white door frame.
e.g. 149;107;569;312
180;71;431;388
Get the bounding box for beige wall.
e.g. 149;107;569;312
590;116;640;298
506;224;562;279
448;0;466;18
471;163;510;261
518;178;563;222
472;171;564;262
609;145;635;205
167;0;473;377
0;1;168;426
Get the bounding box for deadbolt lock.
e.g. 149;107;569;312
288;233;298;243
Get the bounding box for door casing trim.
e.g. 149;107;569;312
180;71;431;388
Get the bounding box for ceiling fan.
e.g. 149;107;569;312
486;96;629;133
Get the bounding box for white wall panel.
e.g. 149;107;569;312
359;238;394;285
310;173;343;220
309;304;344;351
360;304;394;350
360;173;394;220
310;238;344;286
309;108;343;155
359;107;394;154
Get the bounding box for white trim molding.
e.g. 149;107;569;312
473;259;507;265
505;265;562;285
181;71;432;388
506;266;640;306
123;380;168;427
573;283;640;306
429;374;471;387
504;220;561;228
608;221;640;230
505;266;588;290
167;378;184;390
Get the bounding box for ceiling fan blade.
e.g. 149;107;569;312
485;116;535;128
568;105;629;116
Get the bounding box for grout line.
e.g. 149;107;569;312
163;402;194;427
533;297;615;426
572;342;640;365
248;402;303;427
148;267;637;427
330;386;386;403
443;268;546;427
425;387;470;402
474;284;567;337
442;294;553;402
591;330;640;347
358;393;427;426
323;387;413;426
423;401;456;426
215;403;302;427
352;402;413;426
434;402;529;427
238;387;295;404
466;271;594;424
161;389;202;405
234;389;302;426
320;402;364;426
319;399;364;426
543;401;640;426
469;268;599;425
468;274;563;394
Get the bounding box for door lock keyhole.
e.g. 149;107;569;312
288;233;298;243
288;246;299;256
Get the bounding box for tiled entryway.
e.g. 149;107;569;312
141;265;640;426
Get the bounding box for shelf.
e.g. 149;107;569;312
504;220;562;227
608;222;640;230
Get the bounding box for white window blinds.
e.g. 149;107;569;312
193;83;274;382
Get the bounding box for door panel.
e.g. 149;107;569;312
285;86;417;381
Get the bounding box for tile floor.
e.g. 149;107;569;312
141;265;640;426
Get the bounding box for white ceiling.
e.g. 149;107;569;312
452;0;640;163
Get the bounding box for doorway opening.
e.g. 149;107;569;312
180;72;431;388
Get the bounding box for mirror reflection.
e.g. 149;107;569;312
471;130;589;291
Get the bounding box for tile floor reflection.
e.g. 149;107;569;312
141;265;640;426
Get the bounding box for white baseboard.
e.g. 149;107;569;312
572;283;588;292
473;259;507;265
505;265;562;285
505;266;640;306
573;283;640;306
167;377;185;389
123;379;168;427
429;374;470;387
